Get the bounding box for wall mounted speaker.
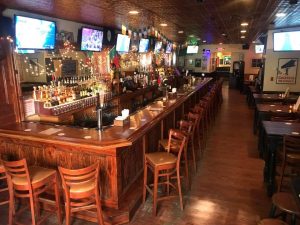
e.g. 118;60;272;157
0;16;14;37
242;44;249;50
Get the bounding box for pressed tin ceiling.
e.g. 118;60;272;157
0;0;299;44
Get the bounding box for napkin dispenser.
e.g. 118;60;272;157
114;109;130;127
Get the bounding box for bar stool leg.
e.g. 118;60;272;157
65;199;71;225
191;138;197;172
54;174;62;224
183;147;190;190
8;177;14;225
176;169;183;210
269;204;276;217
143;161;148;203
29;193;37;225
153;168;159;216
34;192;40;221
291;214;296;225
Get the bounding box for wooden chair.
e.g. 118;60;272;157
277;135;300;192
269;192;300;225
0;163;9;212
143;129;187;215
158;120;193;188
58;163;104;225
191;105;205;153
2;158;62;225
258;218;288;225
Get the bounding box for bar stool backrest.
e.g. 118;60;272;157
58;163;100;197
167;129;187;168
284;135;300;155
2;159;32;192
187;112;200;134
178;120;193;136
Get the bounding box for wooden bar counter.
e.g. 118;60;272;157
0;78;212;224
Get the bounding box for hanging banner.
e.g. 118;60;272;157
276;58;298;84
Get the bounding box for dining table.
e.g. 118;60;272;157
260;121;300;196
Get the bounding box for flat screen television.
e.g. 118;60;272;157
15;15;56;50
154;41;162;53
139;39;149;53
166;42;173;54
187;45;198;54
116;34;130;52
273;31;300;51
255;45;264;54
80;27;103;52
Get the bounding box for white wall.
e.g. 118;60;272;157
182;44;262;74
263;27;300;92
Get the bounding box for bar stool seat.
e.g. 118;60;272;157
11;166;56;186
159;138;181;152
146;152;177;166
258;219;288;225
272;192;300;215
69;180;96;194
0;163;9;206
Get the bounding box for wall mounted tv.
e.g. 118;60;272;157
116;34;130;52
273;31;300;51
187;45;199;54
166;42;173;54
139;39;149;53
80;27;103;52
255;45;264;54
154;41;162;53
15;15;56;50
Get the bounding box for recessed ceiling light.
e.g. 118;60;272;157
219;42;223;45
189;35;195;37
160;23;168;27
241;22;248;26
222;33;226;36
202;40;207;43
129;10;139;15
178;30;184;34
276;12;286;17
241;36;246;39
241;30;247;33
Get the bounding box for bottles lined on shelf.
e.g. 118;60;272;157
32;75;111;108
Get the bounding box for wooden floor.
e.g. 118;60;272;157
0;82;272;225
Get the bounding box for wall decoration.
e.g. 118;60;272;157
29;58;39;77
195;58;201;67
276;58;298;84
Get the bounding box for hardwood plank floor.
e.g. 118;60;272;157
0;82;272;225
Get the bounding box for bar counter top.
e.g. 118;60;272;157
0;78;212;152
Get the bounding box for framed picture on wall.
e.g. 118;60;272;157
195;58;201;67
276;58;298;84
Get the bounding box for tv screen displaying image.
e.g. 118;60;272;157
116;34;130;52
139;39;149;53
187;46;199;54
154;41;162;53
80;27;103;52
274;31;300;51
166;42;173;54
15;15;56;50
255;45;264;54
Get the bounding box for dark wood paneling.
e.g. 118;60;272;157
0;39;21;126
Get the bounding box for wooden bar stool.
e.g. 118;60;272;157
143;129;187;216
58;163;104;225
158;120;193;189
258;218;288;225
191;105;205;156
269;192;300;225
2;158;62;225
277;135;300;192
0;162;10;225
